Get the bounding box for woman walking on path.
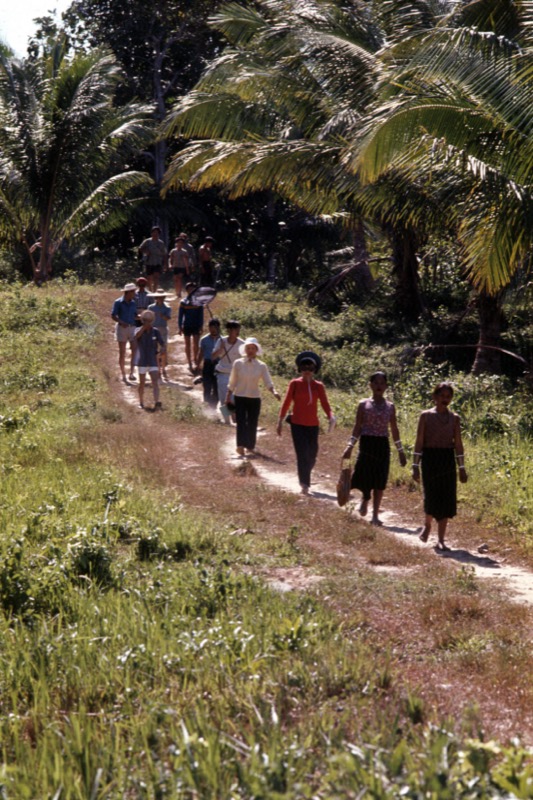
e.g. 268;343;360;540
413;382;467;551
276;351;335;495
342;371;407;525
226;337;280;456
134;310;166;410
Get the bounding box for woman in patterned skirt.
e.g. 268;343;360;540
412;382;467;551
342;372;407;525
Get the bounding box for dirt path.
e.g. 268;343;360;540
95;288;533;742
109;292;533;608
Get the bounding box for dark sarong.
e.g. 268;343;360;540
351;435;390;500
421;447;456;521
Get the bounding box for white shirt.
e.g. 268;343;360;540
213;336;244;373
228;357;274;398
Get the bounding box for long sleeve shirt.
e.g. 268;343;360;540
228;358;274;398
279;378;332;426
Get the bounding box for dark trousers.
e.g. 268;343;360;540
235;396;261;450
202;360;218;406
290;423;319;487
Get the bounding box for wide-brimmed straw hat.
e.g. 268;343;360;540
295;350;322;373
239;337;263;356
148;289;167;298
122;282;136;292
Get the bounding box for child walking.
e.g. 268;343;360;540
412;382;467;551
342;371;406;525
134;310;166;410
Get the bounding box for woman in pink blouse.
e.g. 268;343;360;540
342;371;407;524
277;351;335;495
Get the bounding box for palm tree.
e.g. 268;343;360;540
162;0;465;315
160;0;382;281
0;39;152;281
355;0;533;293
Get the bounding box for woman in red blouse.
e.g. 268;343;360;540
277;351;335;495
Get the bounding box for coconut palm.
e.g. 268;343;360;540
355;0;533;293
0;40;152;281
161;0;464;315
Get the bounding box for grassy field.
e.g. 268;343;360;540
1;280;533;797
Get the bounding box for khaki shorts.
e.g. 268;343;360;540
138;366;159;374
115;323;136;343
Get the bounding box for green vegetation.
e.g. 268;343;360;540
0;281;532;796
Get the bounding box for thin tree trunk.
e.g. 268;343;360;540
472;291;505;375
390;225;425;320
153;40;169;246
351;217;373;290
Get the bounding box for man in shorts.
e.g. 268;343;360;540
168;237;190;298
178;281;204;372
138;226;167;292
198;235;215;286
111;282;138;382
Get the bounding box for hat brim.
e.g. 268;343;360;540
239;342;263;356
295;350;322;372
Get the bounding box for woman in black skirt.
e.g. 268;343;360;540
412;382;468;551
342;372;407;525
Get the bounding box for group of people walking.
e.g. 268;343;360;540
138;226;215;294
111;277;467;551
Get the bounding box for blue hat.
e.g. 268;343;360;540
295;351;322;373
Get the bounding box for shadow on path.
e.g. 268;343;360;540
436;548;501;569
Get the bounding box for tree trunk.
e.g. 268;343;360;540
472;291;505;375
153;39;169;246
390;225;425;321
351;217;374;291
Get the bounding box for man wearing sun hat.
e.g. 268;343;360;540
226;337;281;456
148;288;172;380
111;282;138;382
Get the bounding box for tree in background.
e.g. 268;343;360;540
62;0;223;242
0;40;151;281
355;0;533;370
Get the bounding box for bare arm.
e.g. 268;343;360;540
342;402;365;459
412;413;426;482
390;405;407;467
454;414;468;483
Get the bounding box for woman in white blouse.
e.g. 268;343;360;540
226;337;280;456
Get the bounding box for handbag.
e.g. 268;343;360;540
336;461;352;507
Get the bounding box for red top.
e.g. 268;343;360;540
280;378;332;426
